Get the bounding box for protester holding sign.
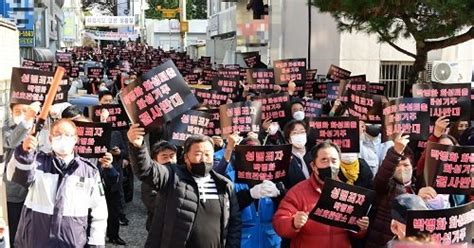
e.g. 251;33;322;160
365;133;437;248
216;136;283;248
273;141;369;248
289;99;306;122
7;119;108;247
141;141;177;231
282;120;314;190
127;125;241;248
97;90;130;226
2;102;40;245
415;116;458;188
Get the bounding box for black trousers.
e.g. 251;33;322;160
7;201;23;247
105;190;121;239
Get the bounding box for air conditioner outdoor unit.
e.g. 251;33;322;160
431;61;461;83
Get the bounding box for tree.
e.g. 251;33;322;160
146;0;207;20
145;0;178;19
310;0;474;92
187;0;207;19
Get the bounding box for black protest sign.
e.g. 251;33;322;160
219;101;262;137
87;67;103;80
382;98;430;142
424;142;474;195
35;61;54;71
212;76;240;100
244;54;259;68
185;73;200;85
69;66;80;78
107;69;121;79
199;56;211;67
202;68;218;84
194;88;229;107
225;64;240;70
119;60;199;133
470;88;474;121
218;68;240;79
313;82;328;100
406;202;474;245
234;144;292;186
246;68;275;93
309;179;376;232
90;104;130;130
169;110;211;146
303;99;323;118
56;52;72;64
348;75;366;84
10;67;70;105
305;69;318;96
327;82;339;101
273;58;307;86
347;89;386;123
412;83;471;122
254;93;290;122
204;109;222;136
22;59;36;68
280;83;305;98
327;64;351;81
240;68;248;82
175;59;186;73
74;121;112;158
368;83;386;95
338;78;368;103
308;117;360;153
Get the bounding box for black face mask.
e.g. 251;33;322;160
366;125;381;137
189;161;213;177
163;162;171;166
317;167;332;182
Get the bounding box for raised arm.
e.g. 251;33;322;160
127;123;172;191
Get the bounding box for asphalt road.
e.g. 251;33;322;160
106;179;147;248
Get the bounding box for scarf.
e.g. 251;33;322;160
340;159;359;185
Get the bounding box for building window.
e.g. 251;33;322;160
379;61;413;98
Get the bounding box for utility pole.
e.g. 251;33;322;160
179;0;188;52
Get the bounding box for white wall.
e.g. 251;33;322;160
146;19;208;51
339;32;416;82
271;2;473;83
308;9;341;74
270;1;341;72
437;38;474;83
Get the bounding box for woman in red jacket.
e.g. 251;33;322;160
272;141;369;248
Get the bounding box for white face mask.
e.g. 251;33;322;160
51;136;77;156
268;122;279;135
293;111;305;121
394;167;412;184
99;86;109;92
290;134;307;148
340;153;358;164
13;115;24;125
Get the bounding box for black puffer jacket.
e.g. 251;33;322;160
128;142;241;248
366;148;414;248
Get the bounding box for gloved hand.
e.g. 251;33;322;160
250;180;280;199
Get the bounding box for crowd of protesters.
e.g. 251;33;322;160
0;39;473;248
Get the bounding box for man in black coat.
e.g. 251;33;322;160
127;124;241;248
